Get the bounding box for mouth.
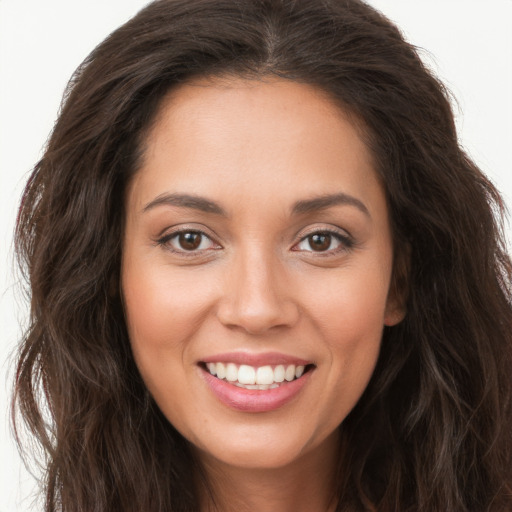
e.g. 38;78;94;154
200;361;315;390
198;356;315;412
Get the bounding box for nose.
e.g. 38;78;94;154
216;249;299;335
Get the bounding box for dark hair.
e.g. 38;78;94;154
13;0;512;510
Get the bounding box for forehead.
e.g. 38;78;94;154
127;76;384;219
146;76;369;162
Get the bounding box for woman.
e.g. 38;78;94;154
12;0;512;510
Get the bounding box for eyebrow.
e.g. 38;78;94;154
142;191;370;218
291;193;370;217
142;193;226;215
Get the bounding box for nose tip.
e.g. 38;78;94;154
216;259;299;335
217;296;298;335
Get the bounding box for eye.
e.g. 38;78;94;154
293;230;352;253
158;230;219;253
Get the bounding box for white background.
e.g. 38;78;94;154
1;1;511;510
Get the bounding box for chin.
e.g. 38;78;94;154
190;421;338;471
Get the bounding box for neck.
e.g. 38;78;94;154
197;430;341;512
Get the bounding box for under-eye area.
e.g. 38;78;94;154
200;362;316;390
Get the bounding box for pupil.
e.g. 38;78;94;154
309;233;331;251
179;232;201;250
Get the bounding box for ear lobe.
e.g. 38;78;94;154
384;302;406;326
384;241;410;327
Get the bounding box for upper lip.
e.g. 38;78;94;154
200;351;313;367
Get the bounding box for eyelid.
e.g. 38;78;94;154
295;224;352;239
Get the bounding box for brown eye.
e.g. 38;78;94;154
307;233;332;251
178;232;202;250
157;230;218;253
157;228;221;255
294;230;350;254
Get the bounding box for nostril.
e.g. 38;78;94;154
215;279;300;334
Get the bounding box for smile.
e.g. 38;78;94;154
205;362;307;389
200;356;315;412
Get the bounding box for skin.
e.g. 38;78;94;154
121;77;404;512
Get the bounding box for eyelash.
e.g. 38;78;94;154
155;227;354;256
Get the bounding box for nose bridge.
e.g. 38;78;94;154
217;241;298;334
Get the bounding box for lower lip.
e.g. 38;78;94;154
201;367;312;413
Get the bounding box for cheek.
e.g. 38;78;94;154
299;257;392;407
120;263;211;423
306;261;391;344
120;260;218;401
122;261;215;348
324;290;384;383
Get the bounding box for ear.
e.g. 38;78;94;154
384;301;406;326
384;242;410;326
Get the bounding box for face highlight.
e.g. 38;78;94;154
121;77;403;472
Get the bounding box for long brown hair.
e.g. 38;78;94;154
13;0;512;510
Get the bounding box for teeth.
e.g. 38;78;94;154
285;365;295;382
238;365;256;385
205;362;308;387
255;365;274;385
274;365;285;383
226;363;238;382
216;362;226;380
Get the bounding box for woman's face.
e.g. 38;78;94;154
122;77;403;470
